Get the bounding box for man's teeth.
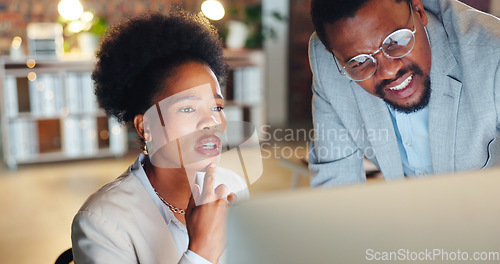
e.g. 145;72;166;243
202;142;216;149
389;75;413;91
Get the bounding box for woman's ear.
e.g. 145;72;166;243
412;0;428;27
134;114;145;140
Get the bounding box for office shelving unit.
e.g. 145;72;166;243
0;57;127;169
0;50;264;169
223;49;265;130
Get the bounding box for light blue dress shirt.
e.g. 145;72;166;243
387;106;434;177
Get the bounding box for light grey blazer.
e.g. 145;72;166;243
71;158;195;264
71;155;246;263
308;0;500;187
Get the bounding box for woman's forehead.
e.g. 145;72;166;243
156;62;222;102
159;83;221;107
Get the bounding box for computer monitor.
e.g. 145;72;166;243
227;168;500;264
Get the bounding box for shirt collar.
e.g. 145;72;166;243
131;154;187;232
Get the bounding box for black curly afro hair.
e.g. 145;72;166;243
93;11;228;123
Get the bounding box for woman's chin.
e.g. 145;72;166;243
184;156;221;172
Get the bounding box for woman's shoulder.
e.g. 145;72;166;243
75;169;143;217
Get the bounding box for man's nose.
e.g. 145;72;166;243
373;54;403;80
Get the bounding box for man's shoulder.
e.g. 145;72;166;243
426;0;500;48
308;32;333;65
308;32;350;89
309;32;323;50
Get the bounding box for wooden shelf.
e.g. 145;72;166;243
5;111;106;120
223;49;264;69
12;148;125;165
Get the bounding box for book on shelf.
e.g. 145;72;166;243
81;72;98;112
9;119;39;160
63;116;98;157
233;66;262;105
51;75;64;116
29;76;42;115
222;107;245;146
65;72;81;114
3;75;18;116
30;120;40;156
108;117;126;155
62;117;79;157
81;116;98;155
29;74;64;117
65;72;99;114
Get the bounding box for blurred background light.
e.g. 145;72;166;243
67;21;85;33
58;0;84;21
11;36;22;49
80;11;94;23
201;0;225;21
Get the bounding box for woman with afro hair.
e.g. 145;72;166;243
71;10;249;264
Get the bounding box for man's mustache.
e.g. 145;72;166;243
376;63;424;95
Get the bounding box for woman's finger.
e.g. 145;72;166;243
227;192;238;204
214;184;229;201
201;163;216;198
191;184;202;206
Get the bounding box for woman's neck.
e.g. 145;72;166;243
143;157;193;210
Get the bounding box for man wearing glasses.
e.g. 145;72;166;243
308;0;500;186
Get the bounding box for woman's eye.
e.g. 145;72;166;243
179;107;195;113
212;106;224;111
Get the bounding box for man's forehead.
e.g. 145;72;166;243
326;0;410;61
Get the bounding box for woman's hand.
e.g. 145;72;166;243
185;164;237;263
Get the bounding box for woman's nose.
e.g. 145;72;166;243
197;110;222;130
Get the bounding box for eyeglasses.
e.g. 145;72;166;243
332;3;416;81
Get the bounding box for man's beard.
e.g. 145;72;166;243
375;63;431;114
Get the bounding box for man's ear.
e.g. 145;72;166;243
412;0;428;27
133;114;145;140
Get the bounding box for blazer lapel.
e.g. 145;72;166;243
352;83;404;180
426;12;463;174
122;171;180;263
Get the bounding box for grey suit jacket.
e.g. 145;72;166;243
308;0;500;187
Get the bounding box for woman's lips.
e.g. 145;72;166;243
194;135;221;157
